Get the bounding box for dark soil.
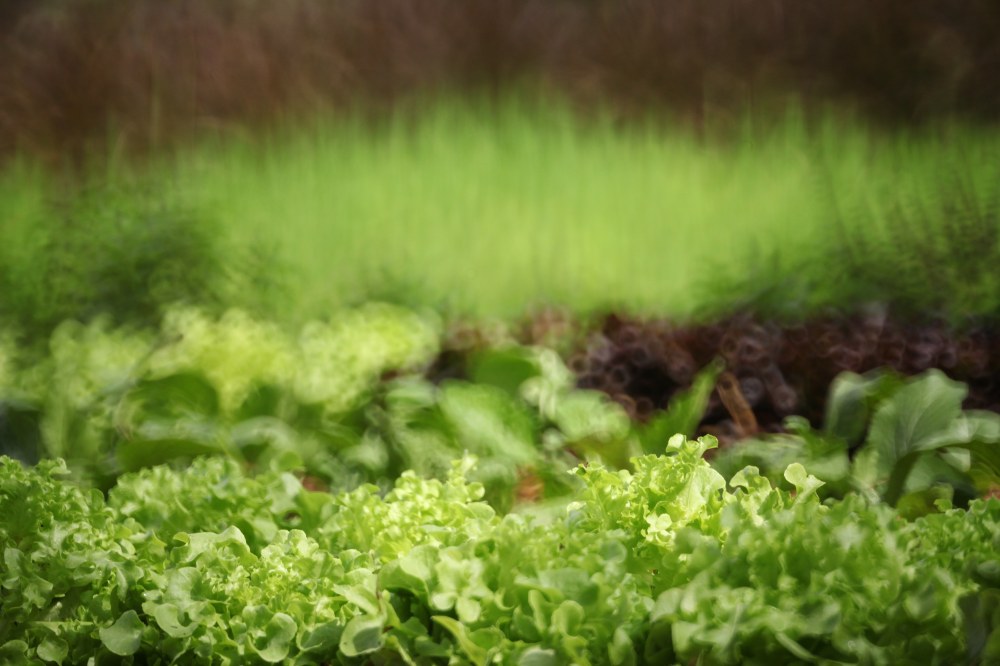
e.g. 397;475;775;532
433;308;1000;443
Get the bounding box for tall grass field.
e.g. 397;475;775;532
3;99;999;330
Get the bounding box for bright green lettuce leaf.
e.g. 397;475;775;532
98;610;145;656
432;615;491;666
783;462;825;502
36;635;68;664
3;443;999;664
716;369;999;509
339;614;385;657
0;640;30;666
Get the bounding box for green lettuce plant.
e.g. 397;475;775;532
713;369;1000;515
3;436;999;664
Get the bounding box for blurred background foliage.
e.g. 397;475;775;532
0;0;999;365
2;0;1000;161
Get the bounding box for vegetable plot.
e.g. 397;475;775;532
715;369;1000;516
2;436;998;665
0;307;662;508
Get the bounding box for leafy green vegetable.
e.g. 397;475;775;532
467;346;544;397
823;370;904;447
714;369;1000;511
2;311;669;509
869;370;967;504
2;441;999;664
99;611;145;656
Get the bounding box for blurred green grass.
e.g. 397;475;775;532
3;97;1000;330
177;100;832;320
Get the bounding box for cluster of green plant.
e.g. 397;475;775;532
712;369;1000;517
6;104;1000;326
698;154;1000;324
3;305;703;507
0;172;285;342
2;436;998;664
0;305;437;487
7;302;1000;516
179;106;1000;321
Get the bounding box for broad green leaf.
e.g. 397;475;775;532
383;377;439;416
958;412;1000;490
0;640;29;666
553;390;634;469
380;544;437;597
784;463;825;502
671;621;699;654
255;612;297;663
519;349;576;418
456;596;482;623
538;568;597;605
609;626;636;666
552;600;585;636
868;371;967;505
677;464;727;522
173;527;253;565
116;418;226;471
333;569;382;617
230;416;299;462
553;390;630;444
150;603;197;638
125;372;220;419
36;636;68;664
439;382;538;465
973;560;1000;587
939;447;972;473
432;615;487;666
467;347;541;397
99;610;144;656
824;371;902;446
297;621;344;653
869;370;966;466
339;614;385;657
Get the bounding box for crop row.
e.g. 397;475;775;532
2;436;999;664
3;305;1000;512
3;305;1000;662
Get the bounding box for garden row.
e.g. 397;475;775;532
3;304;1000;511
6;108;1000;337
3;305;1000;662
514;310;1000;434
2;437;999;664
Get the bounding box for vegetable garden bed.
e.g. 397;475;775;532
3;436;999;664
2;305;1000;663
